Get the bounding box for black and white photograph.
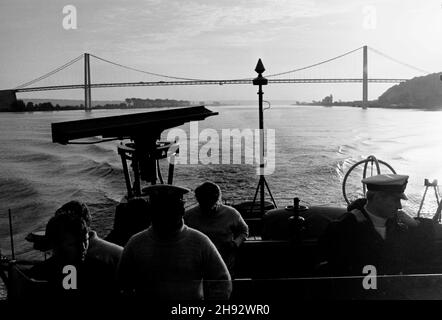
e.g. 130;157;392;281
2;0;442;315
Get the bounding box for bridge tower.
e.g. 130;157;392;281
0;90;17;111
362;45;368;107
84;53;92;111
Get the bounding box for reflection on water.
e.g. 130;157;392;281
1;105;442;259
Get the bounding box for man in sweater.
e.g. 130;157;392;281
117;184;232;300
184;181;249;275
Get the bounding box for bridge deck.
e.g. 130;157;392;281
14;78;407;92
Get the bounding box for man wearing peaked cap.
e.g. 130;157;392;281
321;173;436;276
142;184;190;198
117;184;232;300
362;174;409;200
361;174;411;221
142;184;190;237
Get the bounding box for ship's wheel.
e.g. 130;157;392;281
342;155;396;205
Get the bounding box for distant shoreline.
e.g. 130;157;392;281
293;102;442;111
1;97;193;112
3;104;442;112
3;98;442;112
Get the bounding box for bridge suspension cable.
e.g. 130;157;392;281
12;46;426;92
265;46;364;78
15;54;84;89
368;47;430;74
89;54;208;81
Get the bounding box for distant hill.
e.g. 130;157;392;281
378;73;442;108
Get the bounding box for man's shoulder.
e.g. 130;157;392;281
88;231;123;263
184;226;211;241
322;210;370;246
184;205;202;218
347;209;368;223
183;226;217;248
89;232;123;252
329;210;365;230
125;228;152;247
218;204;241;217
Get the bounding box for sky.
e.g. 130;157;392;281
1;0;442;102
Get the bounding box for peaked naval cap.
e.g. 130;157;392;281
361;174;409;200
142;184;190;199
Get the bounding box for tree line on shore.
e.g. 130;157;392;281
4;97;191;112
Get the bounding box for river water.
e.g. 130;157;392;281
1;104;442;263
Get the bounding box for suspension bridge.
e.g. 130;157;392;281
0;45;430;110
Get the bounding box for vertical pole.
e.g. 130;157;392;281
168;154;175;185
258;83;265;216
363;45;368;107
132;153;141;197
84;53;91;111
417;186;428;217
253;59;268;216
118;148;133;199
436;185;440;205
8;209;15;260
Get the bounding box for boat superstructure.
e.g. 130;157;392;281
3;105;442;301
